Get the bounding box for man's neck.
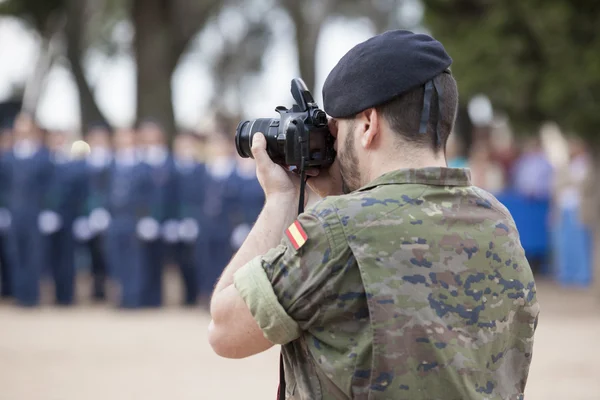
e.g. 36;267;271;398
365;151;447;185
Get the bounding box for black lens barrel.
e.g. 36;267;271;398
234;118;281;160
235;120;251;158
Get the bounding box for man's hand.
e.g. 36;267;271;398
307;158;344;198
252;133;299;202
306;117;344;198
252;131;342;205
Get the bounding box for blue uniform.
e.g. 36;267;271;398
6;145;53;306
0;150;14;298
105;156;146;308
173;159;206;305
201;160;238;298
41;155;87;305
78;156;112;300
230;166;264;244
137;153;178;308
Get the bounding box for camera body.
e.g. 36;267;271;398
235;78;336;170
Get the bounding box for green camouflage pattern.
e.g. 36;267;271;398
258;167;539;400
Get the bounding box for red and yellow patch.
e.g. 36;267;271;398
285;220;308;250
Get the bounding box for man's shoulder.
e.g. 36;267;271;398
470;185;518;224
308;184;430;231
311;185;420;214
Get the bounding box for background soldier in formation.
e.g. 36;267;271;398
41;129;85;306
75;123;113;301
7;114;52;307
137;120;178;308
0;118;13;299
172;131;207;306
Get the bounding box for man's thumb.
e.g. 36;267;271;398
251;133;269;162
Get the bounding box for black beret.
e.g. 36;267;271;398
322;30;452;118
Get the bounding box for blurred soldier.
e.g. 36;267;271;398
512;136;553;200
554;136;592;286
200;131;238;300
105;127;144;308
5;113;52;307
172;131;205;306
230;157;264;252
136;120;177;308
40;130;87;305
0;124;14;298
73;123;113;300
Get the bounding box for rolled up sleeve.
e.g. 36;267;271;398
234;252;302;345
234;199;349;344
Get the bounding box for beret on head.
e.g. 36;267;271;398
322;30;452;118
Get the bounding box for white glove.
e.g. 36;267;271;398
161;219;180;243
89;208;111;233
136;217;160;241
72;216;93;241
230;223;251;250
0;208;11;231
178;218;199;243
38;210;62;235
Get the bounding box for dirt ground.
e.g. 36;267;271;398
0;273;599;400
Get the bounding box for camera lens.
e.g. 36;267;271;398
235;121;252;158
234;118;283;162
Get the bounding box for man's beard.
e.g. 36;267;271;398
338;123;361;194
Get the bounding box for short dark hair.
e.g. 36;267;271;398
375;72;458;152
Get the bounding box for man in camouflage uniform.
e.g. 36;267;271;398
208;30;539;399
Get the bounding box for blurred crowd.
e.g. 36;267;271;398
447;119;593;287
0;112;264;308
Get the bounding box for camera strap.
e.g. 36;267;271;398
298;169;307;215
277;157;308;400
277;354;286;399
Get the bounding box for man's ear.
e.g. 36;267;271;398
359;108;380;149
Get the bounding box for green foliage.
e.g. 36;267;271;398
423;0;600;142
84;0;130;57
0;0;66;32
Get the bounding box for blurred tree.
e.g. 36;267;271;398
0;0;65;114
422;0;600;142
423;0;600;293
131;0;221;141
203;3;273;126
280;0;405;94
0;0;64;33
1;0;225;139
65;0;113;131
0;0;112;130
280;0;334;95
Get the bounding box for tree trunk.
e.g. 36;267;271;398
285;1;331;95
132;0;178;143
65;0;109;131
294;17;322;95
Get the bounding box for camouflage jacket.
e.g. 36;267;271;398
234;167;540;400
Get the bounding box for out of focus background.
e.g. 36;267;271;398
0;0;599;399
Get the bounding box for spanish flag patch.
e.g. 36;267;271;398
285;220;308;250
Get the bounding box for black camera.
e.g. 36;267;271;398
235;78;336;171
